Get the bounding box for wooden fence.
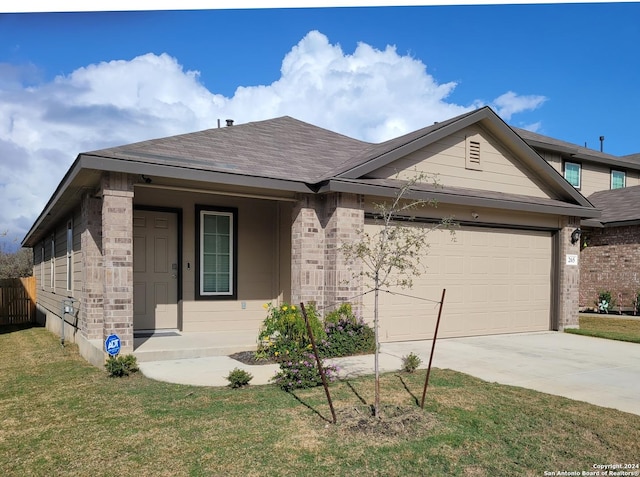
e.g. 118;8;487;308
0;277;37;325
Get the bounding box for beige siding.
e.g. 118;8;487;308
539;150;563;174
369;125;557;199
535;149;640;196
34;208;83;326
133;187;291;335
581;163;612;197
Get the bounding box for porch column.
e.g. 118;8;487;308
80;192;104;341
101;172;134;352
291;195;325;310
557;216;581;330
323;193;364;315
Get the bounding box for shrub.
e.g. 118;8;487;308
257;303;325;360
225;368;253;388
105;354;139;377
401;352;422;373
319;303;375;358
271;350;338;391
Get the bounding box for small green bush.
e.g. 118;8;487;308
319;303;375;358
401;352;422;373
257;303;325;360
225;368;253;388
272;350;338;391
105;354;139;377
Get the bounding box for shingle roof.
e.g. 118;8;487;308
515;128;640;170
322;111;474;179
588;185;640;224
84;116;372;184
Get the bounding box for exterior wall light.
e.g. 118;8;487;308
570;228;582;245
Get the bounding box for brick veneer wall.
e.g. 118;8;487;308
101;172;134;352
291;193;365;314
291;195;326;309
557;216;581;330
323;193;364;314
80;192;104;341
580;225;640;311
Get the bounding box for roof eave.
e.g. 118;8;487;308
22;153;314;248
321;179;601;219
80;154;314;193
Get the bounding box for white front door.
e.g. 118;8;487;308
133;210;178;331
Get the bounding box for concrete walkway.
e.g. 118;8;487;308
138;331;640;416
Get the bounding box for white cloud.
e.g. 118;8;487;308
491;91;547;121
0;30;546;246
521;121;543;133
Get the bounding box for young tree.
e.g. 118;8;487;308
341;172;454;417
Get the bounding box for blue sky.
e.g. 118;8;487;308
1;2;639;249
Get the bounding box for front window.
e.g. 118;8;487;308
611;170;626;189
196;206;237;299
564;161;581;188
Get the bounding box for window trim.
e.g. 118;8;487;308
40;242;45;290
563;161;582;189
195;205;238;300
66;219;73;291
610;169;626;189
50;233;55;290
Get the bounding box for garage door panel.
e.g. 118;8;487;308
493;257;509;275
363;224;552;341
471;256;489;275
444;256;464;274
490;284;509;303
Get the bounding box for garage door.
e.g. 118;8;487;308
362;223;552;341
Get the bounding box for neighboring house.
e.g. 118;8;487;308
579;186;640;312
515;129;640;311
22;106;602;366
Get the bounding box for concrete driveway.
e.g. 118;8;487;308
382;331;640;416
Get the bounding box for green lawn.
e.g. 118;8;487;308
1;325;639;477
566;314;640;343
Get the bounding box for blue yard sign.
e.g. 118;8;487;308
105;334;121;356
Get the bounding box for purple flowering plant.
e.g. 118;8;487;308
271;350;339;390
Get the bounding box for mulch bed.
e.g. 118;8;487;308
228;351;277;366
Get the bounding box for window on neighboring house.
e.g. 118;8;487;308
66;220;73;291
564;161;581;188
611;170;626;189
196;206;237;300
50;234;55;289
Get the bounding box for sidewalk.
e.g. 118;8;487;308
137;347;407;387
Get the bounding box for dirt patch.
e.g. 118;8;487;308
228;350;276;366
335;404;436;438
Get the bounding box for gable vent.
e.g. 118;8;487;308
465;134;483;171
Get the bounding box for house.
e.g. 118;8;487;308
22;106;604;366
515;129;640;311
